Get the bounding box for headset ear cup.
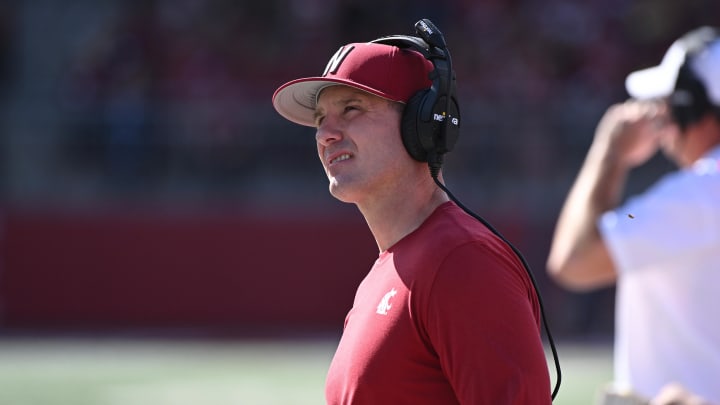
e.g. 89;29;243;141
673;63;712;129
401;91;430;162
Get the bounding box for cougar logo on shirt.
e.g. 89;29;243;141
376;288;397;315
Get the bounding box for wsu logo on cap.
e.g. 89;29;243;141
322;45;355;76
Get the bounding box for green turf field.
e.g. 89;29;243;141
0;337;612;405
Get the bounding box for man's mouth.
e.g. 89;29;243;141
330;153;352;165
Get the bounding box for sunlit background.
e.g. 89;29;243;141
0;1;717;404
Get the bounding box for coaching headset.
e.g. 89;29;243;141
375;19;562;400
370;20;461;177
671;27;720;132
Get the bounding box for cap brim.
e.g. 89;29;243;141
625;42;686;100
625;65;677;100
272;77;403;127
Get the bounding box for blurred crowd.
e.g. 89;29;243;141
1;0;716;209
1;0;718;338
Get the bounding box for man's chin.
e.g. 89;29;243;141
329;182;362;204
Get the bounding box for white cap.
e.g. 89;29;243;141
625;26;720;106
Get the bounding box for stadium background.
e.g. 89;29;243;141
0;1;717;403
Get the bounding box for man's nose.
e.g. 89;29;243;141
316;118;343;146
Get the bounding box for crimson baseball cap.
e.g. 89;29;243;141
272;42;433;127
625;26;720;106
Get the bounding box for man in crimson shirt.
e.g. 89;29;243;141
272;21;552;404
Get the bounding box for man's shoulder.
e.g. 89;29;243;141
641;160;720;205
406;202;513;263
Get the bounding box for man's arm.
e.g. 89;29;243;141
546;101;669;291
428;243;552;404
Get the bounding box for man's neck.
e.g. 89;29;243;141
358;183;449;252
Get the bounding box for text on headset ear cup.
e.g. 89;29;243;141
436;94;461;155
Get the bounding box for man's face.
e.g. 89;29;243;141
313;85;416;204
